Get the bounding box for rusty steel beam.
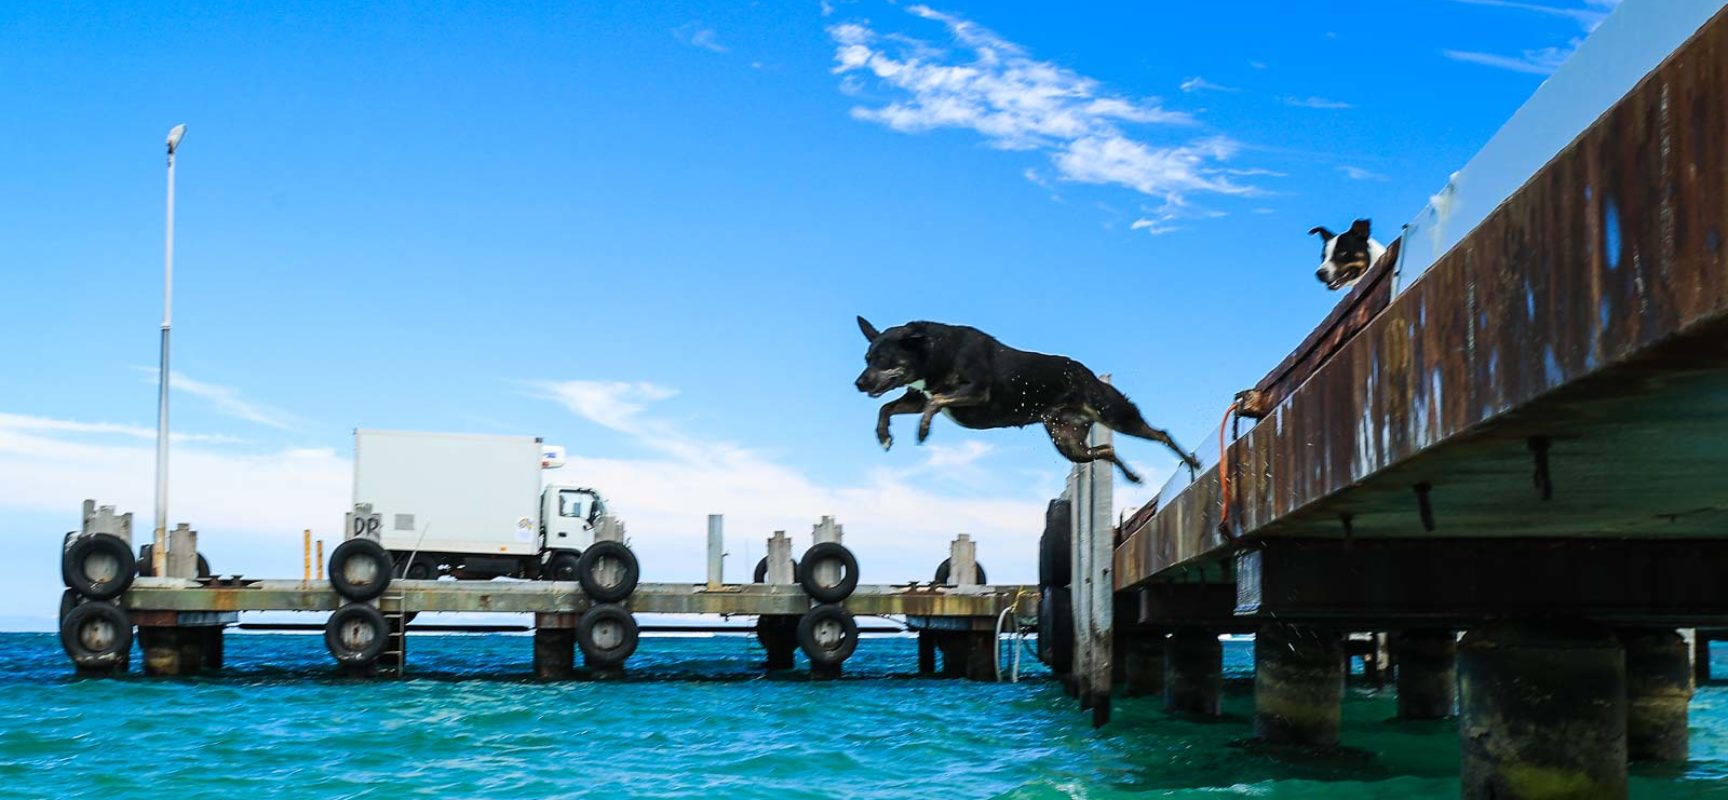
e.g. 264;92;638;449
1118;8;1728;590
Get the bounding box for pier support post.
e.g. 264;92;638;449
937;630;996;681
1254;625;1344;747
139;626;207;676
918;632;936;675
1122;634;1164;697
756;615;797;671
1694;630;1713;684
1621;628;1691;763
533;613;576;680
1164;629;1222;716
1458;621;1626;800
1394;629;1457;720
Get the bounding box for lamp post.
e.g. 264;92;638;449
152;124;186;578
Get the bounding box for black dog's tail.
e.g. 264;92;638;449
1092;383;1203;472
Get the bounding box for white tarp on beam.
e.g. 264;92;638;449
1395;0;1727;294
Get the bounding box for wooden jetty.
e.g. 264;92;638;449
59;505;1034;681
1036;4;1728;799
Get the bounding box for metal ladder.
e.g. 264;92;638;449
377;593;407;678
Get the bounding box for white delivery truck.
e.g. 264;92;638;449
351;429;637;595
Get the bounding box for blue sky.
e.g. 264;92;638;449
1;0;1617;627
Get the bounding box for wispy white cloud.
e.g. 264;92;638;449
1179;76;1237;94
0;412;242;444
827;5;1255;210
1338;165;1390;181
130;369;296;430
1443;44;1575;75
1451;0;1620;31
674;22;728;53
1283;95;1354;110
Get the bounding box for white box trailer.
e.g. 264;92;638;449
353;429;624;583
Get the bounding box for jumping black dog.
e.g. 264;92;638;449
853;317;1201;484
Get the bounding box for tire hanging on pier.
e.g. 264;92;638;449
797;604;859;668
797;542;859;604
62;533;135;601
1045;587;1074;674
1041;500;1072;589
933;558;987;586
577;541;640;603
328;538;392;602
60;601;132;670
576;603;639;668
752;557;798;583
324;602;389;665
136;545;211;578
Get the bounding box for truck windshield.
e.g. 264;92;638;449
558;491;589;519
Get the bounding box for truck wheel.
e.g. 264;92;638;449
328;538;392;602
324;603;389;665
545;550;581;582
797;542;858;604
63;534;136;600
576;604;639;668
577;541;639;603
752;557;798;583
397;553;439;580
797;604;859;668
60;601;132;669
933;558;987;585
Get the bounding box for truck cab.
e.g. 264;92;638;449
543;484;604;550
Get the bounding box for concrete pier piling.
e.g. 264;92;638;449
1458;621;1626;800
533;613;576;679
917;632;936;675
1164;629;1222;717
935;631;996;681
139;626;211;676
1122;634;1164;697
1621;628;1692;763
1394;629;1457;720
1254;626;1344;747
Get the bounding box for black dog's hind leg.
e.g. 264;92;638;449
1094;387;1202;477
916;387;987;443
875;390;927;451
1045;420;1143;484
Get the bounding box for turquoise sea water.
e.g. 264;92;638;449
5;633;1726;799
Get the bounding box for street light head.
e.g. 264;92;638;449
165;124;187;154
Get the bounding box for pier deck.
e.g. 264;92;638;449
123;578;1035;624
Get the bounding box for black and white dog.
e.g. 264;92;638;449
853;317;1201;484
1310;218;1387;291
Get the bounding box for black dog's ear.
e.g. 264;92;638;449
1348;219;1371;236
1308;226;1335;240
857;316;881;343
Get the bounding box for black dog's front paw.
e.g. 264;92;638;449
877;430;894;451
916;420;933;443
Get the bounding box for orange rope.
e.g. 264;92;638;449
1217;401;1239;542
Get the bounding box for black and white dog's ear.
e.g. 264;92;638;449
1348;219;1372;237
857;316;881;343
1308;226;1335;240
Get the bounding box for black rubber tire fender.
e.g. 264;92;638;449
328;538;392;602
60;601;132;669
752;557;799;583
543;550;581;582
576;603;640;668
63;534;136;600
59;589;81;622
933;558;987;585
1035;591;1053;665
1044;499;1073;589
797;542;859;604
577;541;640;603
1048;587;1074;674
324;603;389;665
796;604;860;668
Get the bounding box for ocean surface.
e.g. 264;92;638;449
4;632;1726;799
